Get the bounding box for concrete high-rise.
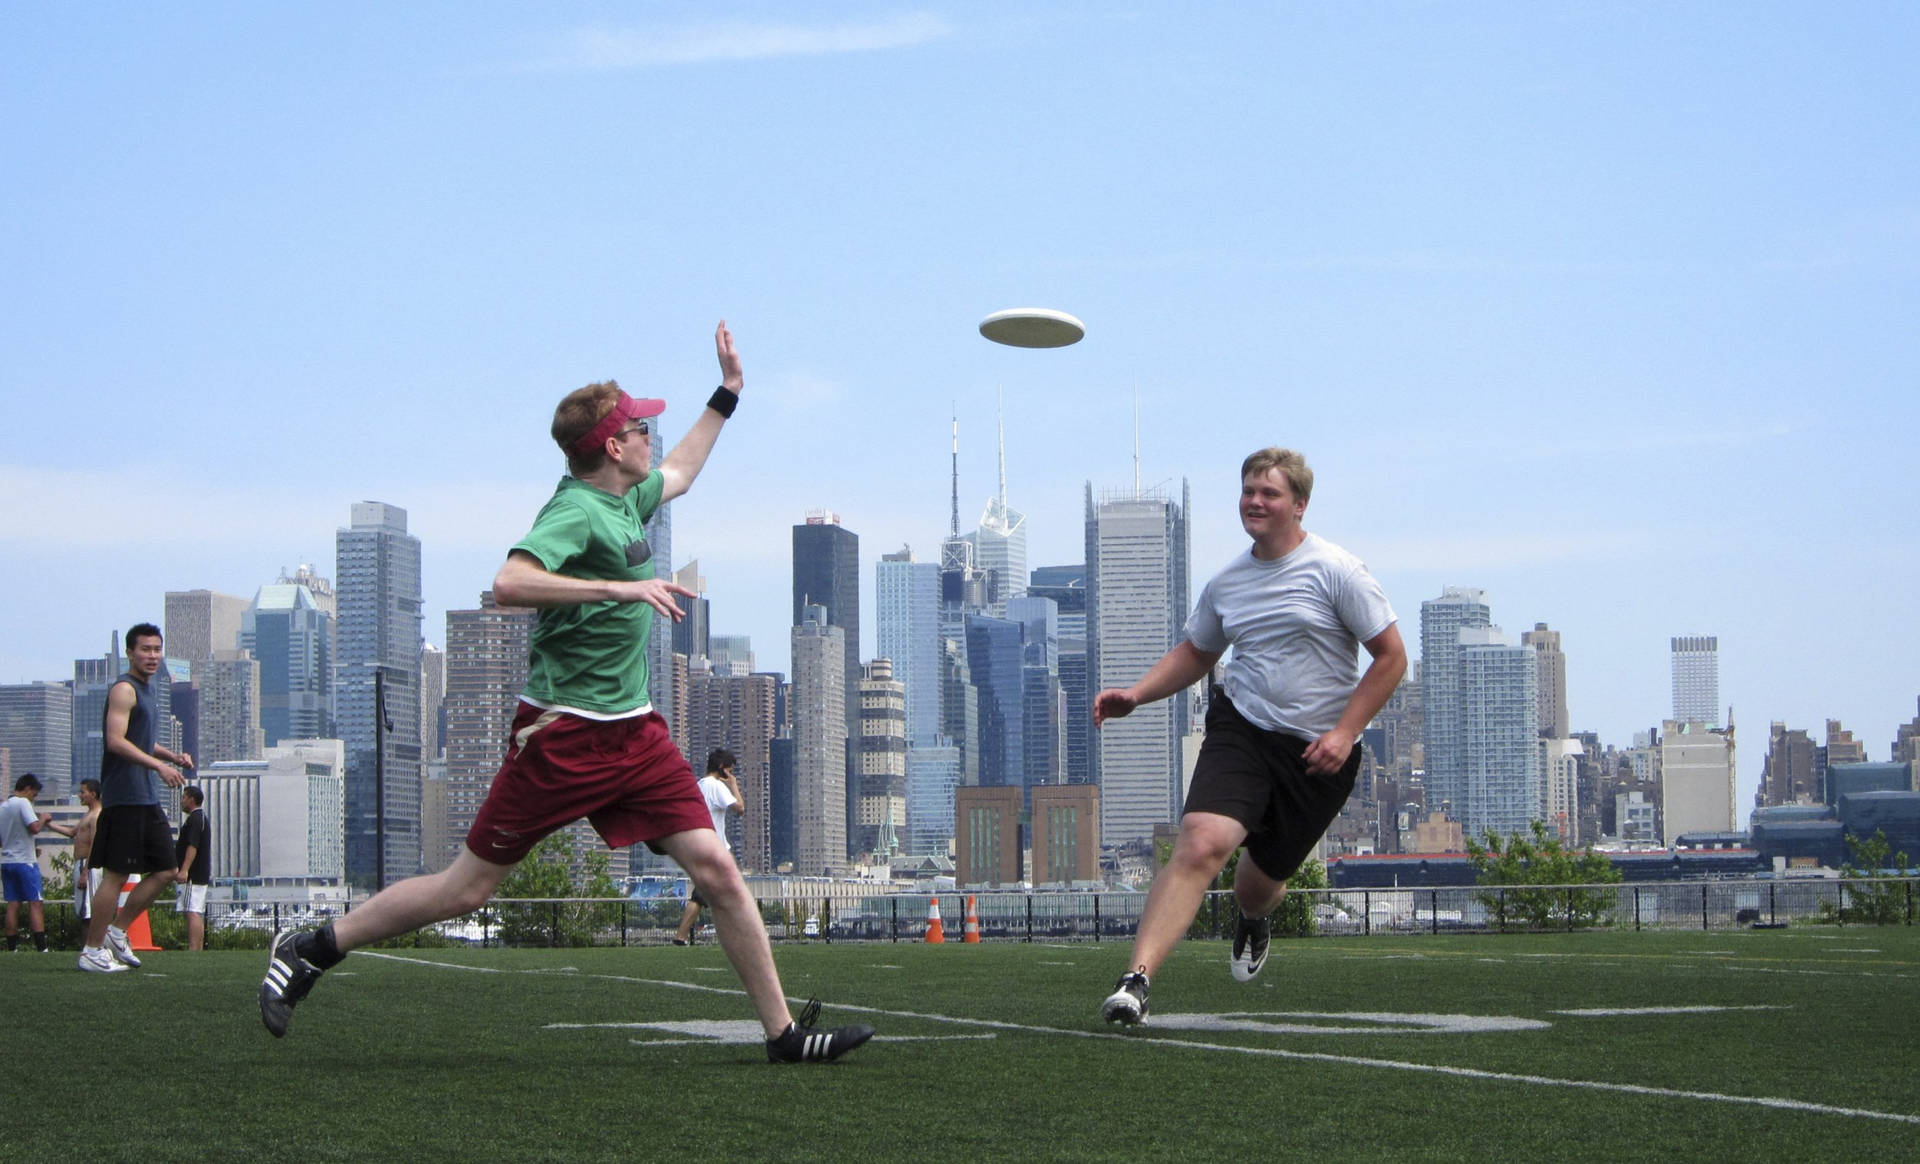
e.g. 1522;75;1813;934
1418;587;1491;824
1521;623;1569;739
1007;594;1063;797
670;560;709;664
793;512;859;843
1670;635;1720;727
683;669;778;872
336;501;423;888
791;606;847;873
1086;480;1190;847
199;738;346;900
198;649;266;765
1660;720;1736;843
441;592;536;874
242;579;333;747
1759;722;1818;807
854;659;909;859
164;590;248;664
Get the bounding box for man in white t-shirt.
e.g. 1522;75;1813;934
674;748;745;946
1094;447;1407;1025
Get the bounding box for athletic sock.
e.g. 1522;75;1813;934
297;922;346;969
107;923;129;944
5;935;16;952
32;931;48;952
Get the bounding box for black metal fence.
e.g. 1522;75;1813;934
36;878;1913;950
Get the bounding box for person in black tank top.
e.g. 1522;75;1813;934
78;623;193;974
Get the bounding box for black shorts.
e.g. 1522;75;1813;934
91;804;177;876
688;886;708;908
1182;689;1361;883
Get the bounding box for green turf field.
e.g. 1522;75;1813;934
13;927;1916;1162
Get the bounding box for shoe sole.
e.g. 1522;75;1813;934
1230;953;1268;983
1101;992;1146;1025
79;959;129;973
768;1024;876;1064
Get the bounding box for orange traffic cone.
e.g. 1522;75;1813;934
963;894;981;943
116;874;162;952
924;898;945;944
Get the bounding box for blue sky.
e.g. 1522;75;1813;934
5;4;1916;818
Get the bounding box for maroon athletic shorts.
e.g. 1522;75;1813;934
465;703;711;866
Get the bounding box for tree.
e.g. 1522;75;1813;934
1467;820;1621;930
1821;830;1912;926
493;832;624;947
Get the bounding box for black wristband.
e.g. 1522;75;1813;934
707;386;739;419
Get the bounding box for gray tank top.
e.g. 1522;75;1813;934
99;672;161;807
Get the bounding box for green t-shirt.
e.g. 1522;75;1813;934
512;472;666;715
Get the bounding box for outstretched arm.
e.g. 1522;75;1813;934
658;320;744;503
1092;640;1223;727
492;551;694;621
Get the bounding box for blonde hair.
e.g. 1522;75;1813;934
1240;447;1312;504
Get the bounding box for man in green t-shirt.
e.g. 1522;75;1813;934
261;322;873;1064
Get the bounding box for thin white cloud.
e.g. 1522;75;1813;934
533;13;952;71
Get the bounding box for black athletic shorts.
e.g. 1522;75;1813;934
1182;688;1361;883
91;804;177;876
688;886;708;908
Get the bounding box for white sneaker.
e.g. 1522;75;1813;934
104;926;142;968
78;947;129;974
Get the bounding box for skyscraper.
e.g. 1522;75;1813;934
1007;594;1063;798
164;589;248;664
1418;587;1491;824
970;410;1027;618
793;511;859;843
877;548;941;749
669;560;709;663
336;501;423;888
791;606;847;873
1660;720;1736;843
1520;623;1569;739
1759;722;1818;808
1031;565;1091;787
1086;479;1190;847
242;579;333;747
854;659;908;860
964;613;1025;790
1458;626;1542;839
683;669;778;872
197;649;265;765
1670;635;1720;727
441;592;536;875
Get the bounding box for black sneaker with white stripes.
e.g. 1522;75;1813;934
765;999;874;1064
260;928;326;1038
1101;971;1150;1025
1230;909;1272;983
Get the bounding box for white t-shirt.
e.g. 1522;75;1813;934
1;795;37;864
698;774;738;837
1184;532;1398;740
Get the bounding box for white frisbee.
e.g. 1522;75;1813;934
979;307;1085;348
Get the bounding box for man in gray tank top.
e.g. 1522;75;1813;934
78;622;192;974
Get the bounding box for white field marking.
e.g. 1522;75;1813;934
1833;949;1882;954
544;1019;999;1047
868;964;904;969
1554;1006;1786;1017
1038;961;1076;966
1476;958;1507;964
1726;965;1915;980
356;954;1920;1126
1151;1012;1549;1035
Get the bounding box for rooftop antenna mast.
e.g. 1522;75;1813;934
1132;379;1142;498
949;409;961;539
996;386;1008;508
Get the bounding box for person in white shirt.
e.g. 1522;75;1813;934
674;748;745;945
1095;447;1407;1025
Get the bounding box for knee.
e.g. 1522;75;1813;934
1171;827;1238;874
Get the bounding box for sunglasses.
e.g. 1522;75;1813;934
618;420;651;439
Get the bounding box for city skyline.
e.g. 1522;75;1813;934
5;7;1916;822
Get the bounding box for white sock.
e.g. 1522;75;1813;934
107;925;127;941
